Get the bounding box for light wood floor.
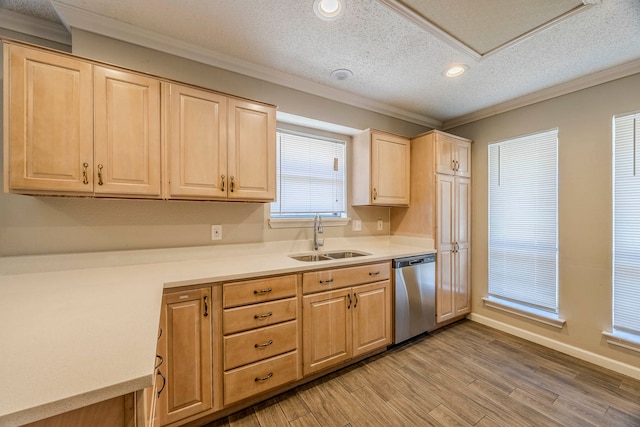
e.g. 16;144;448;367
206;320;640;427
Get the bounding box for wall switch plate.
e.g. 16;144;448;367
377;219;384;231
211;225;222;240
352;219;362;231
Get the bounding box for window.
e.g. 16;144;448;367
487;129;559;321
270;129;346;218
612;112;640;340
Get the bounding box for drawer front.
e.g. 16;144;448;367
224;351;298;406
223;275;297;308
302;262;390;294
224;320;298;370
223;297;297;335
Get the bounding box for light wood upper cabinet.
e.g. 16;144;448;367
164;84;275;201
156;288;212;426
94;66;161;197
435;131;471;177
164;83;227;199
352;129;410;206
4;41;276;202
227;98;276;201
5;44;94;194
5;43;161;197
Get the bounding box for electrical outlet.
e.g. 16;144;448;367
211;225;222;241
377;219;384;231
352;219;362;231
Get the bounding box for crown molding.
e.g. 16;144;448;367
51;2;441;129
0;8;70;45
442;58;640;130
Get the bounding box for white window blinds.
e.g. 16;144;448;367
270;130;346;217
613;112;640;335
488;129;558;312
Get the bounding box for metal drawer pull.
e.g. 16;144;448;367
254;312;273;319
230;176;235;192
254;287;272;295
319;278;334;284
221;174;225;192
255;339;273;349
354;293;358;308
97;164;104;186
155;354;163;369
156;369;166;398
369;271;380;276
203;295;209;317
347;293;352;309
255;372;273;383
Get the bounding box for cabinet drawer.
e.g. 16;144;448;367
223;275;297;308
224;320;297;370
223;351;298;406
223;297;297;335
302;262;390;294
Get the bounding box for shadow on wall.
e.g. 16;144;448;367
0;192;266;256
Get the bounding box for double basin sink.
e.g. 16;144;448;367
289;250;371;262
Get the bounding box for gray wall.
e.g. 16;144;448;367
449;72;640;372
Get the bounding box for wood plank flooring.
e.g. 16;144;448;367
205;320;640;427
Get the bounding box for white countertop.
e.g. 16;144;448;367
0;236;434;426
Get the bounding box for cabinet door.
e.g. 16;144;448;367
352;281;391;357
6;44;93;194
165;83;227;199
454;177;471;316
157;288;212;426
302;288;352;375
94;66;161;197
435;133;456;175
371;132;410;206
455;140;472;178
227;98;276;201
436;174;455;322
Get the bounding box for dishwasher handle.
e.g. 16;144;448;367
392;254;436;269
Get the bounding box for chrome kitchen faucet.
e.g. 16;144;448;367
313;214;324;251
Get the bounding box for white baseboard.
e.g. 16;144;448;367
467;313;640;381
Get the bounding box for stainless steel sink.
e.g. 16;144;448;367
290;253;333;262
289;250;370;262
324;250;370;259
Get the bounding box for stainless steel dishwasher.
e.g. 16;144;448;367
393;253;436;344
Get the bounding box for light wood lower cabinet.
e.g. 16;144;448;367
22;394;135;427
221;274;301;407
156;288;212;426
435;174;471;323
302;263;392;376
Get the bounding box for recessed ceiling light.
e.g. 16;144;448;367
444;64;468;77
330;69;353;81
313;0;345;21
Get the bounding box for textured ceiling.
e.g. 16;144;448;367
2;0;640;128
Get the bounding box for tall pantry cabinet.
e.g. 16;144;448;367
390;130;472;324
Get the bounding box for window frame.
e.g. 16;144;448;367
268;126;350;228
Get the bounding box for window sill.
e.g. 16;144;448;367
268;217;351;229
482;297;566;329
602;331;640;354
